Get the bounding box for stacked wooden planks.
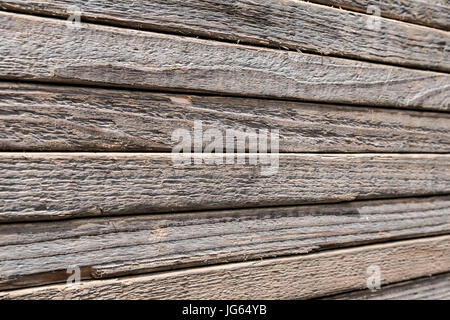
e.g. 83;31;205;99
0;0;448;299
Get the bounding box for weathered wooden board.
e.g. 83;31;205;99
328;273;450;300
0;153;449;222
309;0;450;30
1;12;449;111
1;82;449;153
0;1;448;71
0;196;448;290
0;236;448;299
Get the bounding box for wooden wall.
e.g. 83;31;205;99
0;0;448;299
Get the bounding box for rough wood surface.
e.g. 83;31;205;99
0;196;448;290
309;0;450;30
1;82;449;153
0;236;448;299
0;1;448;71
328;273;450;300
1;12;449;111
0;153;449;223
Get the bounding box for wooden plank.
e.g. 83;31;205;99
308;0;450;30
0;153;449;223
0;12;449;111
0;196;448;290
0;236;448;299
327;274;450;300
1;82;449;153
0;1;448;71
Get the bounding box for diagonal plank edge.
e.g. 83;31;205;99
308;0;450;31
326;273;450;300
0;196;449;290
0;0;448;71
0;11;449;111
0;235;448;299
1;82;449;153
0;153;449;222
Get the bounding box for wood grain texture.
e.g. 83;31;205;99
1;236;448;299
309;0;450;30
0;153;449;223
1;12;449;111
0;1;448;71
0;196;448;290
328;273;450;300
1;82;449;153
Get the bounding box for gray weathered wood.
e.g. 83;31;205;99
0;236;448;299
0;153;449;222
0;196;448;290
0;12;449;111
1;82;449;153
0;1;448;71
309;0;450;30
327;273;450;300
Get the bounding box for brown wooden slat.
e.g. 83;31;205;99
1;236;448;299
1;82;449;153
0;1;448;71
0;153;449;222
0;196;448;290
1;12;449;111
